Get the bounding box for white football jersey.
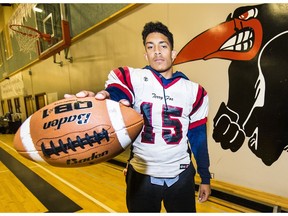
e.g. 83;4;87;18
105;66;208;178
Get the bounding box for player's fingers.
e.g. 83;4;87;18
198;185;211;203
76;90;95;98
95;90;110;100
123;168;128;176
198;193;209;202
95;91;130;106
64;93;76;99
64;91;95;99
119;99;131;107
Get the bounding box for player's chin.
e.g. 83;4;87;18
151;64;172;73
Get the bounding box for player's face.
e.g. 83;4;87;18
144;32;176;78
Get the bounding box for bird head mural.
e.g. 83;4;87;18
174;3;288;166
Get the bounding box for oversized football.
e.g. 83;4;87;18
13;97;143;167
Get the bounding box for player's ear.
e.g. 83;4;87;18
144;52;148;61
172;50;177;61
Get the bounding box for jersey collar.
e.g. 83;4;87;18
144;65;189;85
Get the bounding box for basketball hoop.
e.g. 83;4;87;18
9;24;51;55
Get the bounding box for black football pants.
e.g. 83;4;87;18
125;163;196;212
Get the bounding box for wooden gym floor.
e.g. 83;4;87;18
0;134;254;213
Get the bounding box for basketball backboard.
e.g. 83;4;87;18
34;3;71;60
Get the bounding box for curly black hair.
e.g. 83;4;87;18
142;21;174;49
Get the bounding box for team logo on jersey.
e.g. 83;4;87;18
152;93;164;100
152;93;174;101
180;164;190;169
144;76;148;81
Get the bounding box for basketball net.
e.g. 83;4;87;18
8;4;38;57
12;25;39;55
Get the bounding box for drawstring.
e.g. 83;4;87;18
159;74;169;112
162;86;168;112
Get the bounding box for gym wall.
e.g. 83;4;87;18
0;3;287;199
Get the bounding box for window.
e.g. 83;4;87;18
3;24;13;59
14;98;20;113
1;100;4;116
24;95;34;117
0;32;4;67
35;93;47;110
7;99;13;113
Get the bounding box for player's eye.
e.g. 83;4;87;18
146;44;153;50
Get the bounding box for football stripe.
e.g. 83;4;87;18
106;100;132;149
20;116;45;162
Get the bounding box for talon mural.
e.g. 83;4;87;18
174;3;288;166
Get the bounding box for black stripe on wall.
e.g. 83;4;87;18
0;147;82;212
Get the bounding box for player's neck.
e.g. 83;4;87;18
158;69;173;79
154;66;174;79
147;65;174;79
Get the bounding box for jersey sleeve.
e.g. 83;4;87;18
188;85;210;184
189;85;208;129
105;66;135;104
188;124;211;184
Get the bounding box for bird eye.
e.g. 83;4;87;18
239;8;258;20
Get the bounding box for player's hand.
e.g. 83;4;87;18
64;90;95;99
123;163;129;176
96;90;130;107
65;90;131;107
95;90;110;100
198;184;211;203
